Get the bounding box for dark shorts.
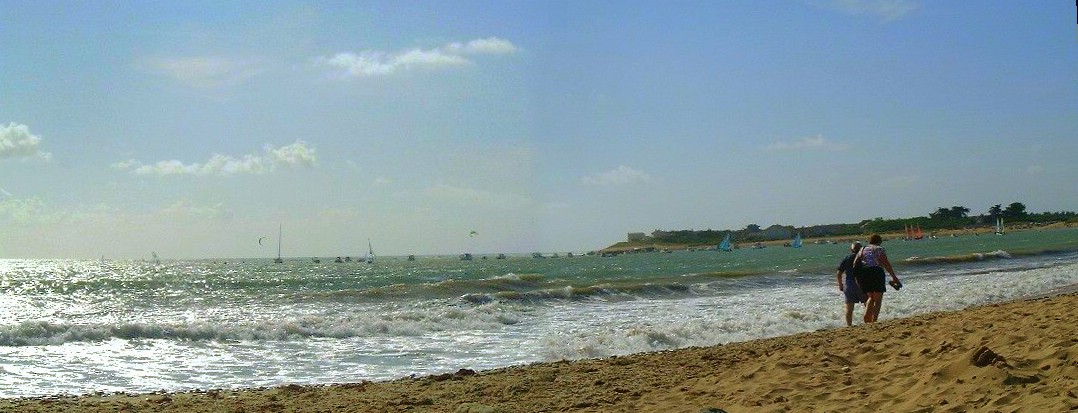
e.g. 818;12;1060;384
843;275;864;304
855;266;887;293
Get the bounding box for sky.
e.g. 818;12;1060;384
2;1;1076;259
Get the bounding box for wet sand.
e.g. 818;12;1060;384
4;292;1076;412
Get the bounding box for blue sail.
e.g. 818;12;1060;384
718;233;732;251
792;233;803;248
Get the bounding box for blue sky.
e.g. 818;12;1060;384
2;1;1076;259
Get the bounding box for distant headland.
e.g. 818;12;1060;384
602;202;1078;254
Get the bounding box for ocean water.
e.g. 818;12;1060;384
1;228;1077;398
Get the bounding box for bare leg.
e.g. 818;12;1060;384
864;292;883;323
863;294;876;323
871;293;884;322
845;303;855;326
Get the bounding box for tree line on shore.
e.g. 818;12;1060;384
636;202;1078;246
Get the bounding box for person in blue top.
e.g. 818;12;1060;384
835;241;865;326
852;234;902;323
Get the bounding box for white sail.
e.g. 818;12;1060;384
365;239;375;264
274;224;284;263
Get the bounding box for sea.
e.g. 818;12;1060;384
2;228;1077;398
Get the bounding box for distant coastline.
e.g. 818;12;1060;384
601;220;1077;254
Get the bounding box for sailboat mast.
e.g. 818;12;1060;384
277;224;282;260
366;238;374;263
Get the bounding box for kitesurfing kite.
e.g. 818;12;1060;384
258;236;267;246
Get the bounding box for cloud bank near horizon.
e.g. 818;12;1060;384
112;140;317;176
315;37;519;78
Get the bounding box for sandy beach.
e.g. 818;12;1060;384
4;291;1075;413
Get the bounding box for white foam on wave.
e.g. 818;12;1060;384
534;260;1078;361
0;301;522;347
3;256;1076;398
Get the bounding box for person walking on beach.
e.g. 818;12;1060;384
836;241;865;326
852;234;902;323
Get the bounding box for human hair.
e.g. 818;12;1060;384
850;241;862;252
869;234;883;245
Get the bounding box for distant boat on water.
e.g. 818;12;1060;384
791;233;802;248
717;233;733;252
496;253;506;259
274;224;284;264
460;253;473;261
905;224;924;240
995;217;1005;235
407;254;416;261
365;239;375;264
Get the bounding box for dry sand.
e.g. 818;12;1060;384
4;292;1076;413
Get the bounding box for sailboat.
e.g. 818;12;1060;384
365;239;375;264
995;217;1005;235
904;224;913;241
791;233;803;248
914;224;924;240
274;224;284;263
717;233;733;252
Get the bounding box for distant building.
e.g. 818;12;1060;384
627;232;647;242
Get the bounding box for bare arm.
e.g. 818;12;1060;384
879;251;899;281
836;270;844;291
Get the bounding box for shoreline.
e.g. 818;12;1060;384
5;291;1076;412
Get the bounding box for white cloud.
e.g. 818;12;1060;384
142;56;263;88
315;37;518;78
0;197;46;223
808;0;919;21
448;37;520;55
766;135;849;151
582;165;653;186
113;140;317;176
0;123;52;161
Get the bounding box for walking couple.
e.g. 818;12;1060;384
835;234;903;326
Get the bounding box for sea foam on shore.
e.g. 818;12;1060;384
3;291;1075;412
